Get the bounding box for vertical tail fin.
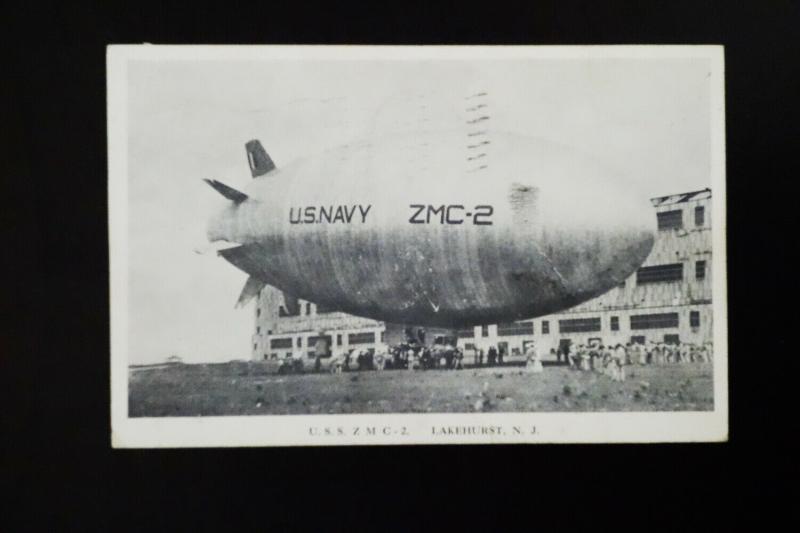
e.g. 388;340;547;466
235;276;267;308
245;140;276;177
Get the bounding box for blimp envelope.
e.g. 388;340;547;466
207;130;656;328
203;86;656;328
109;45;728;448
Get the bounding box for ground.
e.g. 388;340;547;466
129;361;714;417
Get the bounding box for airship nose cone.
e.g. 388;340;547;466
206;204;238;244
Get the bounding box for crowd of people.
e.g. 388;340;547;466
561;340;714;382
470;345;507;367
315;329;713;380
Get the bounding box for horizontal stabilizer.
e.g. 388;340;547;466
246;139;276;177
236;276;267;309
204;179;248;203
193;241;242;255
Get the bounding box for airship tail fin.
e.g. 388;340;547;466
246;139;276;177
236;276;266;308
204;179;249;203
282;292;300;316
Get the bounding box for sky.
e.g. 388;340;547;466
125;53;713;364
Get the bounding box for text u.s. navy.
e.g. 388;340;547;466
288;204;495;225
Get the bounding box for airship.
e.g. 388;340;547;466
204;127;654;328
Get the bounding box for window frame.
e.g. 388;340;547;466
657;209;683;230
558;317;602;333
630;312;680;330
694;205;705;227
636;263;684;284
695;260;707;280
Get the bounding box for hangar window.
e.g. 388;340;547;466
457;328;475;338
481;325;489;337
559;317;601;333
349;332;376;345
257;308;261;317
542;321;550;334
270;337;293;349
263;354;269;361
610;317;619;331
256;326;260;334
630;313;679;330
695;206;705;227
636;263;683;284
630;335;646;345
690;311;701;328
253;343;257;351
296;337;303;347
336;334;342;346
657;209;683;230
695;260;706;280
664;334;680;344
308;335;331;354
305;303;312;315
497;322;534;336
464;343;476;351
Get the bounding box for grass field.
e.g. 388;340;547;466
129;360;714;417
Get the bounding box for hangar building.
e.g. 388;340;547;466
251;188;713;361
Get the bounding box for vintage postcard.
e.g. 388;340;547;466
109;45;727;447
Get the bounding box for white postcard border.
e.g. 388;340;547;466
109;44;727;447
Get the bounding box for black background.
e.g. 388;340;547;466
4;1;796;528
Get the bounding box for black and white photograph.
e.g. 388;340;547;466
108;45;727;446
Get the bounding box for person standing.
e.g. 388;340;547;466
614;344;627;382
591;344;602;372
487;346;498;366
567;345;578;369
603;345;614;378
525;342;543;373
